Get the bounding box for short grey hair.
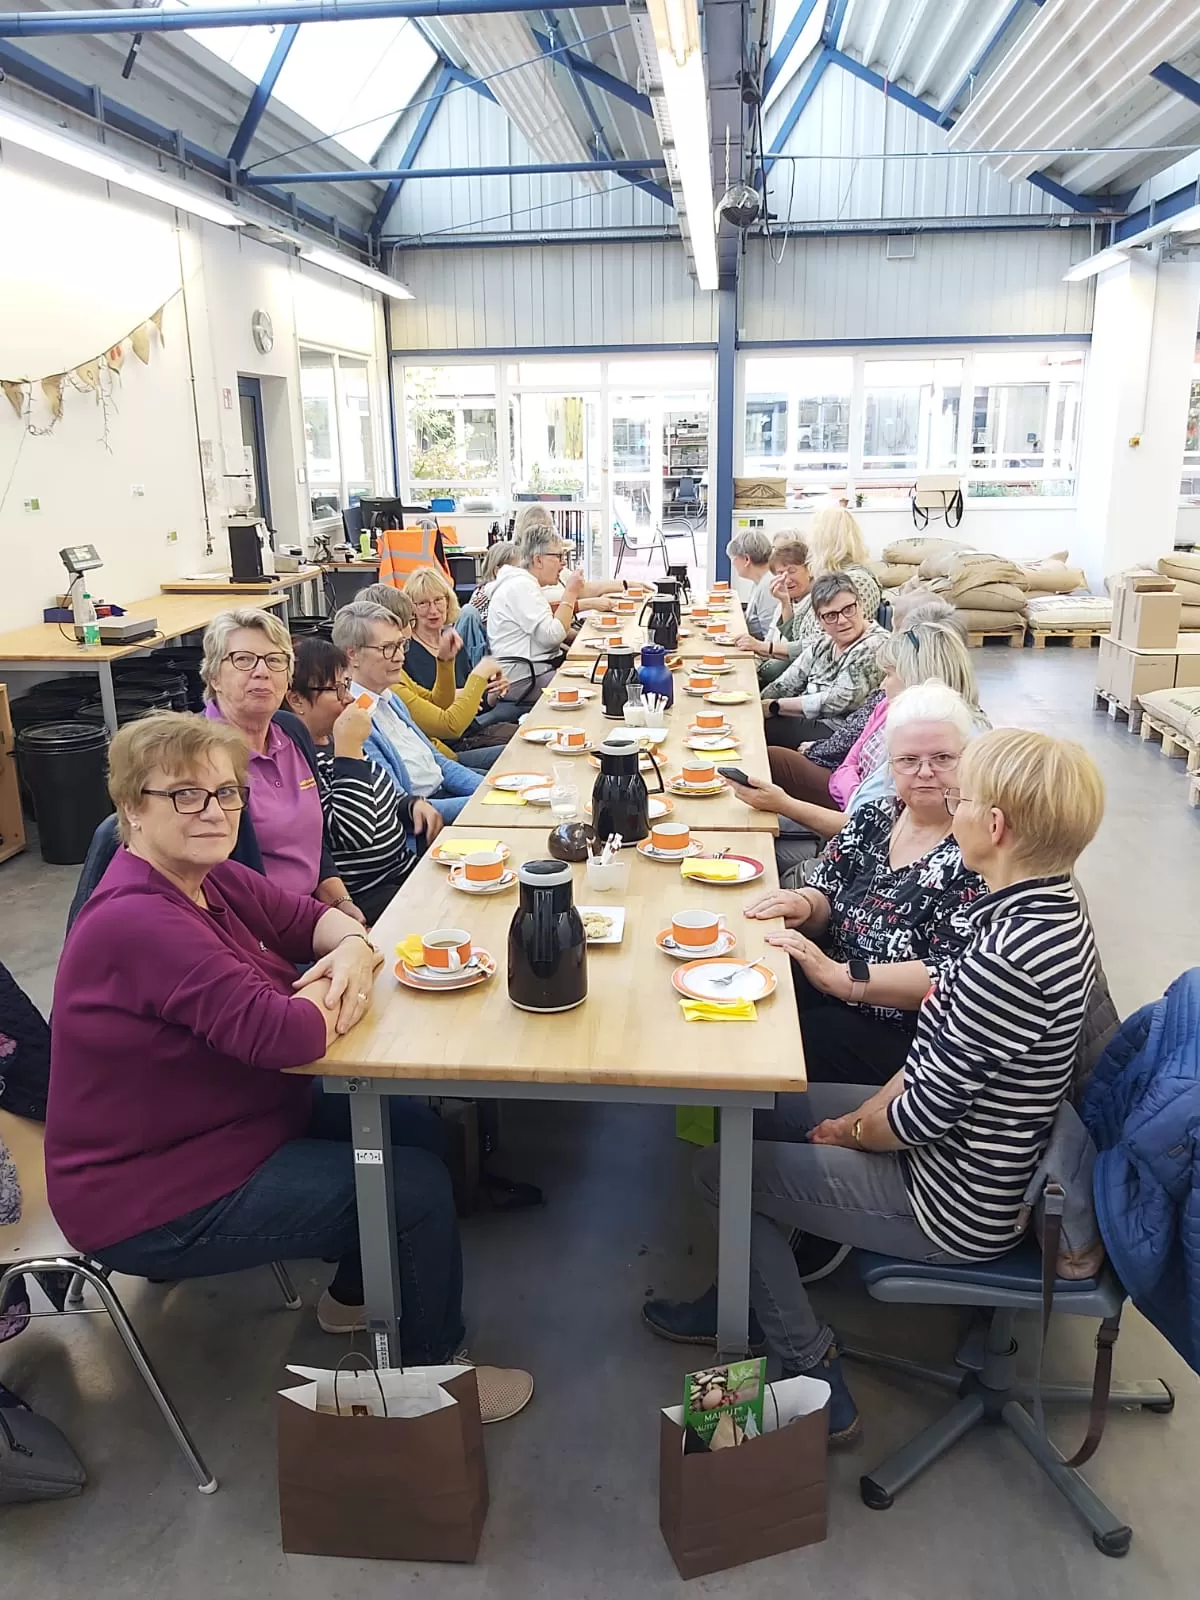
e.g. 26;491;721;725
516;524;566;566
726;528;773;566
810;570;859;615
356;582;415;627
200;607;292;701
514;503;554;543
331;600;402;652
885;682;974;750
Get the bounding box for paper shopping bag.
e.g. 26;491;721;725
675;1106;717;1147
659;1374;829;1579
278;1364;488;1563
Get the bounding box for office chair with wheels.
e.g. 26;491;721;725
842;1240;1172;1557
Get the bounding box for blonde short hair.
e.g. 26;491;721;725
108;711;248;844
958;729;1104;875
404;564;460;623
356;582;415;628
881;602;981;711
808;506;868;574
769;535;810;570
200;607;293;702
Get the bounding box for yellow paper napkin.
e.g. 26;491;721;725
434;838;503;857
681;858;741;882
679;997;758;1022
697;746;740;759
482;789;527;806
395;934;425;968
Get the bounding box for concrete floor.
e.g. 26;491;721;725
1;645;1197;1597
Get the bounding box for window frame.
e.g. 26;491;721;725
299;343;385;523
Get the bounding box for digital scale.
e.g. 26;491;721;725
59;543;157;643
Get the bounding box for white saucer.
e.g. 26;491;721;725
636;838;703;862
449;868;517;895
656;926;737;961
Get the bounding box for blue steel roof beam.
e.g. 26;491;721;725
764;45;831;173
1150;61;1200;110
763;0;821;99
0;40;372;248
0;0;615;38
228;22;299;166
1115;177;1200;245
247;160;668;182
529;27;652;117
367;61;453;238
822;0;852;48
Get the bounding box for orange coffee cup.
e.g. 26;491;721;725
421;928;472;970
560;727;587;749
599;613;619;628
706;620;726;636
688;672;715;691
555;685;580;705
671;910;721;950
702;652;724;669
613;598;637;613
691;607;710;621
651;821;691;854
682;758;717;787
694;711;725;730
605;634;624;648
711;581;730;593
451;850;506;885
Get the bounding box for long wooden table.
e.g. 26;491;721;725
566;591;752;661
305;826;804;1365
0;590;289;736
454;656;776;833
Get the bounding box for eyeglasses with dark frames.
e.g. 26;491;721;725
360;641;406;662
141;785;249;815
817;600;861;626
310;678;353;699
223;650;291;673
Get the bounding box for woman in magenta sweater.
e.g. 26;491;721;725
45;713;532;1412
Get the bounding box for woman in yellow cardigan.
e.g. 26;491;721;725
354;583;508;755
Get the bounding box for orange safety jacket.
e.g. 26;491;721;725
376;520;452;587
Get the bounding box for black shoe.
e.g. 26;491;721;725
791;1234;852;1284
641;1283;767;1354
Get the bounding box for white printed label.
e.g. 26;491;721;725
354;1148;384;1165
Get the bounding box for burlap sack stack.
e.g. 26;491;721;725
865;535;973;595
1157;553;1200;631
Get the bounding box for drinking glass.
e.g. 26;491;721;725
549;763;579;823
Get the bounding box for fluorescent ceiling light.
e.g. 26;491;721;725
299;243;414;299
644;0;717;290
0;103;246;228
1062;245;1131;282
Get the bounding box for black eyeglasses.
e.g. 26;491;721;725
224;650;291;673
360;641;406;662
818;601;861;626
310;678;352;700
142;785;249;815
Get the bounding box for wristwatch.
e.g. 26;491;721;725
847;957;870;1004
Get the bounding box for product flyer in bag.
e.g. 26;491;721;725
682;1358;767;1448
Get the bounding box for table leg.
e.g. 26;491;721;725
349;1088;402;1368
715;1104;754;1360
97;663;119;737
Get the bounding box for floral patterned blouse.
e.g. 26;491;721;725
806;801;987;1029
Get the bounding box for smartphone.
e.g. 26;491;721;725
717;766;752;787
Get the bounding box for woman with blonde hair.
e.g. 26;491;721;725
807;505;881;620
402;565;487;690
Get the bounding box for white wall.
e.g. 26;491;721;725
0;147;390;635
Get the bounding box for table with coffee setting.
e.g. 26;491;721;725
305;820;804;1371
452;655;776;835
567;580;754;662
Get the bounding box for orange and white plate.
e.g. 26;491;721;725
431;841;512;867
588;749;655;771
488;770;548;791
705;689;751;705
549;690;598;709
587;795;674;824
636;836;703;862
520;725;559;742
682;853;765;885
655;925;737;960
667;776;726;797
449;869;518;896
395;948;497;992
686;732;737;750
671;958;776;1003
546;732;592;755
560;665;595;679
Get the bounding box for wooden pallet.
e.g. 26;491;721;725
967;627;1024;649
1093;688;1143;733
1140;710;1200;772
1028;627;1108;650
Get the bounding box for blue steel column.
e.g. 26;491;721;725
713;281;737;584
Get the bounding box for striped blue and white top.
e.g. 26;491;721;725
887;876;1096;1260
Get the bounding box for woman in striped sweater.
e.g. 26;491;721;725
644;729;1104;1446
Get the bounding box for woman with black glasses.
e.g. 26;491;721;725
285;636;433;925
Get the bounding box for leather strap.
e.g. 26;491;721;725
1036;1186;1116;1469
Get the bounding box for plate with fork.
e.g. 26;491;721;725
670;958;776;1002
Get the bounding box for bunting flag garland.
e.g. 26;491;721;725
0;290;178;447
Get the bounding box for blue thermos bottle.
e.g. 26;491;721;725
638;643;674;710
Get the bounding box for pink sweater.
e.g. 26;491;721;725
46;851;328;1252
828;697;889;810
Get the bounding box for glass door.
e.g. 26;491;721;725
509;388;601;577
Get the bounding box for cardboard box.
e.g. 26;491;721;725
733;477;787;510
1096;636;1115;696
1112;579;1181;649
1175;649;1200;689
1107;642;1176;707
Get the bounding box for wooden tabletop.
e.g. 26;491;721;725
306;828;804;1093
453;656;777;833
159;566;323;594
0;590;287;665
567;592;752;661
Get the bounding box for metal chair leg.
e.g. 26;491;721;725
270;1261;302;1310
66;1272;87;1308
71;1263;218;1494
1003;1400;1132;1556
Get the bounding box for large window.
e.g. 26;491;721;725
403;364;500;504
301;348;381;520
1181;352;1200;502
739;346;1085;506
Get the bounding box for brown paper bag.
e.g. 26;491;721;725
278;1363;488;1563
659;1374;828;1579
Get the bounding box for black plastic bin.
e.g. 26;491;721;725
16;723;113;866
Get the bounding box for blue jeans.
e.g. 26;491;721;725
429;795;468;823
95;1090;464;1365
454;745;500;772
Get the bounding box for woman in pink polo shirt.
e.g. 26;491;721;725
200;608;364;923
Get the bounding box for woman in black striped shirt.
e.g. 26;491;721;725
644;729;1104;1446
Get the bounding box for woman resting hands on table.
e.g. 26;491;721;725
44;711;533;1416
645;728;1104;1448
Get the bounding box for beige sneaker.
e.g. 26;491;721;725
317;1290;366;1334
454;1350;534;1424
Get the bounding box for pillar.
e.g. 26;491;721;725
713;282;737;583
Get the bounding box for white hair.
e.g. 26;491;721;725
885;681;975;749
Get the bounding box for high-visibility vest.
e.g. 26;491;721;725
376;520;451;587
